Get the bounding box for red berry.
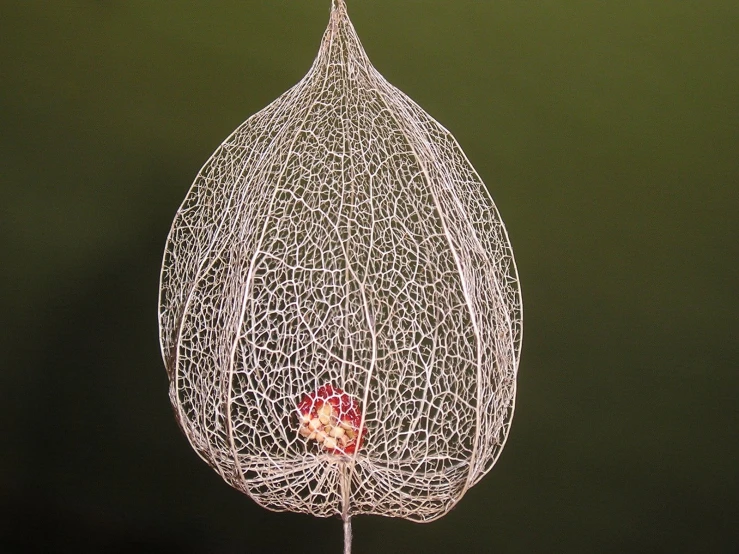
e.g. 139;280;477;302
297;384;365;454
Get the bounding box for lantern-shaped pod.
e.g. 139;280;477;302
158;0;522;524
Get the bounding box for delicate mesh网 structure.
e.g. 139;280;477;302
158;1;522;552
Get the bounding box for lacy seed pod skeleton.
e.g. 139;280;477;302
158;2;522;552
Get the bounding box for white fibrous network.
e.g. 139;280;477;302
158;0;522;549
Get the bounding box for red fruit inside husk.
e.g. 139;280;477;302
297;384;365;454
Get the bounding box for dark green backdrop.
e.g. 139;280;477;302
2;1;737;552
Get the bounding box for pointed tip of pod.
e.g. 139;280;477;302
329;0;349;21
329;0;351;26
315;0;372;74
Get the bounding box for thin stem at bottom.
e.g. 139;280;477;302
343;514;352;554
340;461;352;554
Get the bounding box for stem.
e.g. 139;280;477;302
340;462;352;554
343;515;352;554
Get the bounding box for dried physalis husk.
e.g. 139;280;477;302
159;0;521;550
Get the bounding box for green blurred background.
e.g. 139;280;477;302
2;1;737;552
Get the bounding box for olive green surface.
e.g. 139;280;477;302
1;1;737;552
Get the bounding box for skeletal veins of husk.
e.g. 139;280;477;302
158;0;522;524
